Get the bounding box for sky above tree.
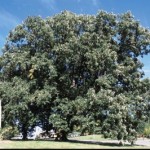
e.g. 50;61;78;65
0;0;150;78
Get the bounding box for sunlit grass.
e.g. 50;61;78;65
69;134;105;140
0;135;147;149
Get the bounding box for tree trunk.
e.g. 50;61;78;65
22;125;28;140
119;140;124;146
60;130;68;141
55;130;68;141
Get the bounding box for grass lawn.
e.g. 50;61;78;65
0;135;147;149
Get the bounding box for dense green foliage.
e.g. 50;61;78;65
0;10;150;143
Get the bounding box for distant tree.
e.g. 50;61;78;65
0;10;150;143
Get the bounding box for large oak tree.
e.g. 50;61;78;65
0;10;150;143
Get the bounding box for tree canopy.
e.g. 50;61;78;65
0;10;150;143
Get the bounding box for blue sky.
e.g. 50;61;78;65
0;0;150;78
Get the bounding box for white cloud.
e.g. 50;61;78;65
142;16;149;28
92;0;98;6
0;35;6;48
80;8;83;13
0;10;21;54
142;66;150;78
0;35;5;43
143;69;150;73
0;35;6;55
40;0;58;11
0;10;20;29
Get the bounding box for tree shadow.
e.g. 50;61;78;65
10;138;141;147
66;139;129;147
38;139;131;147
69;139;148;147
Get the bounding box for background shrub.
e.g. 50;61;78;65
143;122;150;138
0;126;19;140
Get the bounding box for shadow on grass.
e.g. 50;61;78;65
10;138;136;147
66;139;132;147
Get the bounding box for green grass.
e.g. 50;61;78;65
0;135;147;149
69;134;106;140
